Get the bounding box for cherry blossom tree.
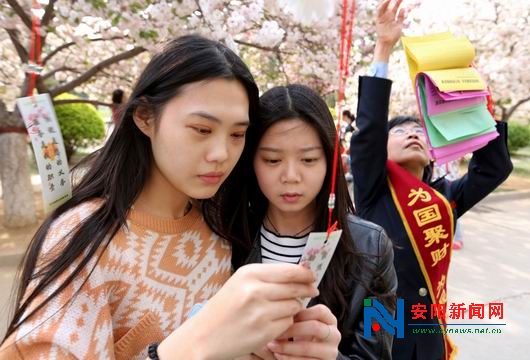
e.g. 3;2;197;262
1;0;528;227
1;0;147;227
0;0;355;227
461;0;530;122
381;0;530;122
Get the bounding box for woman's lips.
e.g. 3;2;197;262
406;140;423;149
199;172;224;185
281;193;301;203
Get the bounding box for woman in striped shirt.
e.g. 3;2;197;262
206;84;398;359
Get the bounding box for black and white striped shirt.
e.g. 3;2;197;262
260;225;309;264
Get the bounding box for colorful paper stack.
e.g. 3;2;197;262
401;32;498;164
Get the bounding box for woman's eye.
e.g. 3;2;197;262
302;158;318;164
414;128;426;136
232;132;246;139
265;159;280;164
192;127;211;135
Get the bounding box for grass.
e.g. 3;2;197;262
459;145;530;174
451;144;530;193
511;146;530;176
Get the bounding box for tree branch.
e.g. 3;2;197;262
41;41;76;65
41;66;80;80
35;76;48;95
497;102;507;122
194;0;216;33
99;69;132;83
42;36;129;65
6;0;32;29
505;94;530;121
53;99;112;107
0;67;10;80
275;52;290;84
49;47;146;97
493;3;500;25
5;28;28;63
508;41;517;56
41;0;58;27
234;39;281;53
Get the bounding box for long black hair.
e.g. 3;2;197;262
3;34;259;341
206;84;372;335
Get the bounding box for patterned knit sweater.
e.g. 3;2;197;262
0;200;232;359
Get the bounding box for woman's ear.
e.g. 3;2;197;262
133;105;154;137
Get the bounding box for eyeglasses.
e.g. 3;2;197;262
389;126;426;137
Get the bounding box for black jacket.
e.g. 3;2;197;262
350;76;513;360
246;214;398;360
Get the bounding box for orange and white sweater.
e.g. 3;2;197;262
0;200;232;359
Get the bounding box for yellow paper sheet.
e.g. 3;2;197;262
423;68;486;92
402;32;476;86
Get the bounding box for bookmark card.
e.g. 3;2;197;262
16;94;72;212
299;229;342;307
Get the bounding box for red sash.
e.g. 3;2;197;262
386;160;457;359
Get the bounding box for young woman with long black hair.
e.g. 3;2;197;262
0;35;318;360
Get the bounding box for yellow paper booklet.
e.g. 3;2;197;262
401;32;476;86
423;68;486;92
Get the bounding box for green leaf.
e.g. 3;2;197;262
87;0;107;10
111;14;122;27
139;29;158;40
129;2;143;13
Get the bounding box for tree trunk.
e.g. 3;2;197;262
0;101;37;228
